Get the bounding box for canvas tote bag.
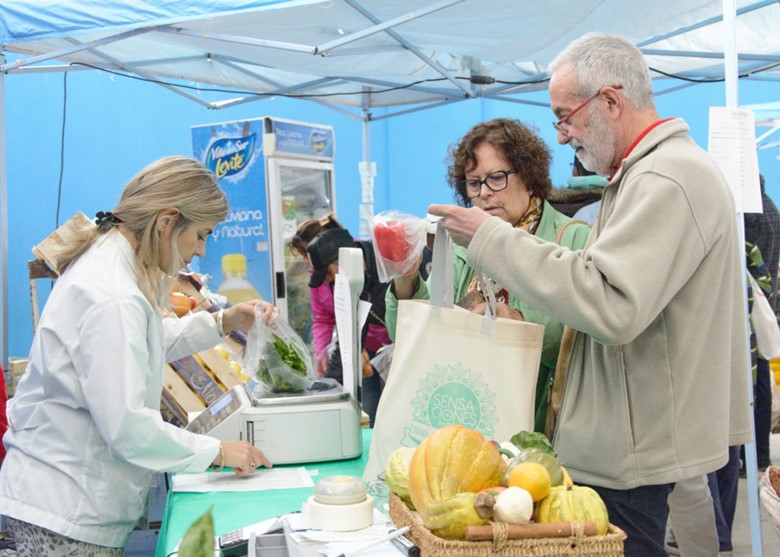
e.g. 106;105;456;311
364;227;544;480
749;273;780;360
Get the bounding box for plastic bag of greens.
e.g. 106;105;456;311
243;307;315;393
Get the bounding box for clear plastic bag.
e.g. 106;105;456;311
243;308;315;393
369;210;428;283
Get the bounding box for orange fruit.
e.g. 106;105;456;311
507;462;552;502
168;292;191;317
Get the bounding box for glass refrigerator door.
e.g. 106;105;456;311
266;158;335;355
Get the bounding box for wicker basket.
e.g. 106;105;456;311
388;492;626;557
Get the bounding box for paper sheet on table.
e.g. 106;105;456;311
172;467;314;492
285;512;404;556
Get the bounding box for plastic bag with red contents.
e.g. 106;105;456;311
369;211;428;282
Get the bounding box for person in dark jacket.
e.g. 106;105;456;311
307;227;432;426
306;228;390;426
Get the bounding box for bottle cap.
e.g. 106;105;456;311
222;253;248;274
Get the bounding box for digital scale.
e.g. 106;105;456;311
186;248;366;466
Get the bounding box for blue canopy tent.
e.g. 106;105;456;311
2;0;779;357
747;101;780;157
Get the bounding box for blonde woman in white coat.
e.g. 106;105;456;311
0;156;272;555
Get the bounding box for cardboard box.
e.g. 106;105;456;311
6;357;28;397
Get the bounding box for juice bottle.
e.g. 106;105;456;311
216;254;263;304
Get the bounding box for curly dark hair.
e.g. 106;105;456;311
446;118;552;206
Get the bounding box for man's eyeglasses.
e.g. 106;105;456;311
463;169;517;199
552;85;623;132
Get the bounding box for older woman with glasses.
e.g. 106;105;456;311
384;118;591;434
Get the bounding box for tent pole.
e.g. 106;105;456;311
0;54;7;370
358;106;375;240
723;0;765;553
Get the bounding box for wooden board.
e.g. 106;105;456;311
31;211;92;275
197;348;243;389
163;365;206;414
170;355;225;407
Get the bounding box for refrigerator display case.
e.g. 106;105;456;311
191;117;336;352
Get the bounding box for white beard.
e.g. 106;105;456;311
571;107;615;176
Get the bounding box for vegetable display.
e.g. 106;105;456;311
385;427;612;542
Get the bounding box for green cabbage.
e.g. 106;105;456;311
508;430;555;456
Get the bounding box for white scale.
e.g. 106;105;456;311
186;247;367;465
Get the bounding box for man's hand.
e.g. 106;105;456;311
427;204;491;247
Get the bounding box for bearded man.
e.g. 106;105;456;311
428;32;752;556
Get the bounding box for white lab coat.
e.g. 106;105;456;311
0;231;222;547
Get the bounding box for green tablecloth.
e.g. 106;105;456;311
156;429;372;557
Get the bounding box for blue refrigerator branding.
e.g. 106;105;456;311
192;118;272;301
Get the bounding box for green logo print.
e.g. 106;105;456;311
402;362;498;446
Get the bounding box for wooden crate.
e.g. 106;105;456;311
161;273;248;427
388;493;626;557
6;357;28;397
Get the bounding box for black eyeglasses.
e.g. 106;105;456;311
552;85;624;132
463;169;517;199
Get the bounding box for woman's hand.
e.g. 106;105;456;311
219;441;272;477
221;301;278;334
361;349;374;378
392;255;422;300
472;302;524;321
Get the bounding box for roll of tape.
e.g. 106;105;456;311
301;495;374;531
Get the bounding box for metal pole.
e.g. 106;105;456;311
0;54;8;369
722;0;764;553
358;106;375;240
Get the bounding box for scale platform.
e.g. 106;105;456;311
186;380;363;465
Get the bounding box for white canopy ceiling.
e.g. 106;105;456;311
2;0;779;120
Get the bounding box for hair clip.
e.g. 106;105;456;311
95;211;122;229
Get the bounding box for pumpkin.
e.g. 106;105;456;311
535;485;610;535
384;447;416;509
408;425;507;539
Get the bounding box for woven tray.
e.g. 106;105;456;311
388;492;626;557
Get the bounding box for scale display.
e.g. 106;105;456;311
186;384;252;436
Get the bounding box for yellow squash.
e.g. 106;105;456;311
535;484;610;535
408;425;507;539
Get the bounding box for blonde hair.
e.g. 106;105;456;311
57;156;228;310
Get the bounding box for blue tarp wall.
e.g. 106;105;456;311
5;66;779;359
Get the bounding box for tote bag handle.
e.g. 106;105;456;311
429;225;454;308
428;225;498;319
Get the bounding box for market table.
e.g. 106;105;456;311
156;429;373;557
